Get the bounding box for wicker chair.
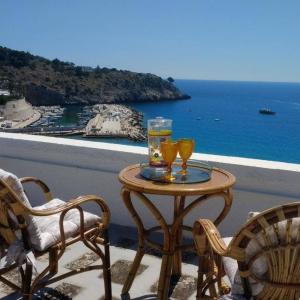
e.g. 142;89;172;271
193;202;300;300
0;169;111;300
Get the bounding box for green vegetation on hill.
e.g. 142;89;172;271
0;46;190;106
0;95;16;105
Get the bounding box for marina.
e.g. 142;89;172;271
0;98;146;141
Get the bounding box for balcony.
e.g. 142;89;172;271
1;132;300;299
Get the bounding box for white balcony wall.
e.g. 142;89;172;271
1;133;300;236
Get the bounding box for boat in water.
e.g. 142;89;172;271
259;108;276;115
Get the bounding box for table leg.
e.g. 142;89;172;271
157;254;173;299
172;196;185;276
121;188;146;296
121;189;172;299
122;245;145;295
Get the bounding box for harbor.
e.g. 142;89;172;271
0;96;146;141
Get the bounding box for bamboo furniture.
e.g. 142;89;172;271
118;164;235;300
0;170;112;300
193;202;300;299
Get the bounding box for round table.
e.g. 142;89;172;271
118;164;236;300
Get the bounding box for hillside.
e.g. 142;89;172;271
0;46;190;106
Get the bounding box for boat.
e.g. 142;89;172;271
259;108;276;115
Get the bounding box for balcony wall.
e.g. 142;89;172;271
1;132;300;236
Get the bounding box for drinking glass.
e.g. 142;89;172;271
178;139;195;175
160;140;178;182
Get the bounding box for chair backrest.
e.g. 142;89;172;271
228;202;300;299
0;169;32;248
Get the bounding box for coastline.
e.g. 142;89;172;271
2;78;300;163
0;103;147;142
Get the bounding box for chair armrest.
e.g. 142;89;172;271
193;219;232;298
29;195;110;229
193;218;228;256
20;177;53;201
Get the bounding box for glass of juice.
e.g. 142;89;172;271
178;138;195;175
160;140;178;181
148;117;172;167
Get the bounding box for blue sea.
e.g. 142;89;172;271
70;80;300;164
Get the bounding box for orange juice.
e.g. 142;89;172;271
148;117;172;167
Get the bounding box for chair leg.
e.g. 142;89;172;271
49;249;58;274
102;230;112;300
197;254;218;299
22;263;33;300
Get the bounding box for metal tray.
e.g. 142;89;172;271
140;160;212;184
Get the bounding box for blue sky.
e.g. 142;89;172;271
1;0;300;82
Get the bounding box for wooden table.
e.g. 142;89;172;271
118;164;236;300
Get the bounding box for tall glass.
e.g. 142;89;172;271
178;139;195;175
148;117;172;167
160;140;178;182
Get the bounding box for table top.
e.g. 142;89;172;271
118;164;236;196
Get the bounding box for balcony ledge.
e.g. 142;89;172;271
1;132;300;172
1;132;300;238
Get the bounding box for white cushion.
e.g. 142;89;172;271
222;244;264;296
0;168;41;243
31;198;100;251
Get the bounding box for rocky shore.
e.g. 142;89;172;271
85;104;146;141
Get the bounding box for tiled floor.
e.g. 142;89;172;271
0;225;199;300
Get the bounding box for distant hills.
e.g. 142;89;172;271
0;46;190;106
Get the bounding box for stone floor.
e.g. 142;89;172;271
0;225;200;300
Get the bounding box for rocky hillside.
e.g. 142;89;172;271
0;46;190;106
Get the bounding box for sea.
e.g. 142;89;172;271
63;80;300;164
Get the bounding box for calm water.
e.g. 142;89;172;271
66;80;300;163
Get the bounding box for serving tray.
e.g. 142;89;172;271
140;161;212;184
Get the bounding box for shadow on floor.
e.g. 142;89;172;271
109;223;198;266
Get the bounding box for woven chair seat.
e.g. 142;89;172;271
30;198;100;251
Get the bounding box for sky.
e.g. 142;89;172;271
1;0;300;82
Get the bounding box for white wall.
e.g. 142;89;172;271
1;133;300;236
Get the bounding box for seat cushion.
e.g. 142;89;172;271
223;230;266;296
222;213;269;296
30;198;100;251
222;239;264;296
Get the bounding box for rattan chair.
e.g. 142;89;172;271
0;169;111;300
193;202;300;300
